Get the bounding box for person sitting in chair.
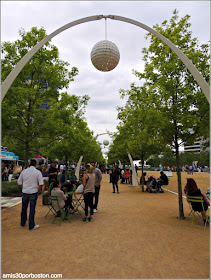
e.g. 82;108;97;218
61;182;76;213
157;171;168;191
51;181;75;217
184;178;210;224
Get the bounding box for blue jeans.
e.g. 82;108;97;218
94;185;101;210
21;192;38;230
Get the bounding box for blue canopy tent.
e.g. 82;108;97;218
1;151;19;161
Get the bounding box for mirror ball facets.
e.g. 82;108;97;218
90;40;120;72
103;139;109;146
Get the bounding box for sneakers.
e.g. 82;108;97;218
83;217;88;223
88;217;93;222
93;209;97;213
117;191;119;193
31;225;40;230
113;191;115;193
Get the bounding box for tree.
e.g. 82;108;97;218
1;27;78;166
40;92;105;181
130;10;210;218
180;151;210;167
114;84;164;190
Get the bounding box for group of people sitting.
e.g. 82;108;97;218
42;162;101;223
43;162;210;226
140;171;168;193
50;180;77;217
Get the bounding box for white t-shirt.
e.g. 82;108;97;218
60;164;64;172
18;166;43;194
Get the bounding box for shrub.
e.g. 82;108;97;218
1;181;22;196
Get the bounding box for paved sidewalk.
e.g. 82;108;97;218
1;197;22;208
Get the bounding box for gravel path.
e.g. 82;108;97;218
1;173;210;279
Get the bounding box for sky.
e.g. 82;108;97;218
1;1;210;158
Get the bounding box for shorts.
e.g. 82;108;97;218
43;177;49;182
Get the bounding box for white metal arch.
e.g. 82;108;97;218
1;14;210;103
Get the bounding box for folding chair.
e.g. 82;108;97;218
186;195;209;230
44;196;57;218
50;195;71;226
66;192;85;219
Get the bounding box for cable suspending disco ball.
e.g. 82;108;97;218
90;40;120;72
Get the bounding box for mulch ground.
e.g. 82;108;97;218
1;172;210;279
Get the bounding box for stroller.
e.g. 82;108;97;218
146;176;164;193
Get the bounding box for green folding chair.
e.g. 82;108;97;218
50;195;71;226
66;191;85;219
186;195;209;230
44;195;57;218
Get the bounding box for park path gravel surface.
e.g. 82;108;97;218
1;172;210;279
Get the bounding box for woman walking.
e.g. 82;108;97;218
83;164;96;222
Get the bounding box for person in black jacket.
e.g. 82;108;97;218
48;162;58;184
111;165;120;193
157;171;168;192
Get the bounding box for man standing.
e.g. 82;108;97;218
90;162;102;213
48;162;58;184
111;165;120;193
18;159;43;230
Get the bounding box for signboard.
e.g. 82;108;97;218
1;151;19;161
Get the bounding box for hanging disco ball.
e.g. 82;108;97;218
90;40;120;72
103;139;109;146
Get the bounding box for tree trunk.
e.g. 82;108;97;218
25;142;29;168
141;156;144;192
65;155;68;183
175;141;185;219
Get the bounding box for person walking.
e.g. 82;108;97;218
18;159;43;230
82;164;96;222
111;165;120;193
90;162;102;213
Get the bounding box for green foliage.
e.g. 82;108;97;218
115;10;210;218
146;155;161;167
108;83;164;167
180;151;210;167
1;27;78;164
40;92;104;164
1;181;22;196
134;10;210;151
